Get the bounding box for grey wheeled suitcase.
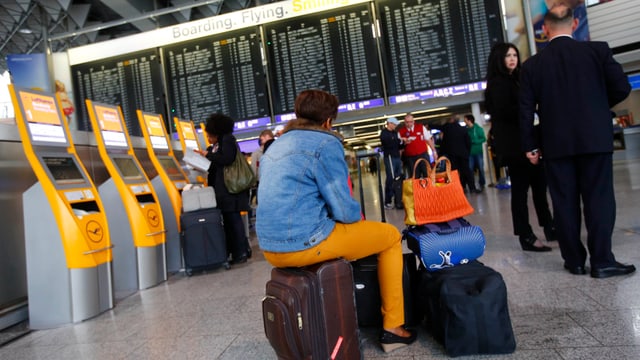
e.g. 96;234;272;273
180;208;230;275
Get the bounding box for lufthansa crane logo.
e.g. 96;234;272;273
147;208;160;227
85;220;104;243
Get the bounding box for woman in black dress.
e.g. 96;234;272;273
199;113;251;264
485;42;555;252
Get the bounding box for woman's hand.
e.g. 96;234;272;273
194;148;207;157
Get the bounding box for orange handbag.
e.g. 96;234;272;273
403;157;474;225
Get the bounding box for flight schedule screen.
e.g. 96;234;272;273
71;50;165;136
163;28;269;126
377;0;503;96
265;4;383;116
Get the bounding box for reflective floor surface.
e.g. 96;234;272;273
1;155;639;359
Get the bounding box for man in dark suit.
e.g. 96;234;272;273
519;4;633;278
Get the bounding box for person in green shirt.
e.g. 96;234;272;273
464;114;487;190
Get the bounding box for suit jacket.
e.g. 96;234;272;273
440;121;470;158
519;36;630;159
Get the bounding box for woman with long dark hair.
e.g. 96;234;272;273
199;113;251;264
485;42;556;252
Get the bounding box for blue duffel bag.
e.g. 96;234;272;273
404;218;485;271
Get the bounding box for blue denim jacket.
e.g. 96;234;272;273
256;127;361;252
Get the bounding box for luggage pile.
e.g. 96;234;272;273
180;184;229;275
402;157;516;357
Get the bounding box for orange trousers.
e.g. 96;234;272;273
263;220;404;329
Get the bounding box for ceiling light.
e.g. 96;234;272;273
18;28;33;34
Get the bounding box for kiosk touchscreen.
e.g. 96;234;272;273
9;85;113;329
175;117;204;153
137;111;189;273
86;100;166;296
175;117;208;182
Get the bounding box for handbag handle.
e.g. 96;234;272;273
431;156;453;184
411;158;433;179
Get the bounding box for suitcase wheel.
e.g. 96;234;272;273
224;262;231;270
186;269;193;277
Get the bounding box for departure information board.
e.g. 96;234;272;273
163;27;269;126
377;0;503;96
71;50;165;136
265;4;383;116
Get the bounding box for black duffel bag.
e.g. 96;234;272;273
418;261;516;357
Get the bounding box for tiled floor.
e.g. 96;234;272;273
1;156;639;359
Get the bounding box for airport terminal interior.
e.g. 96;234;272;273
0;145;639;359
0;0;639;359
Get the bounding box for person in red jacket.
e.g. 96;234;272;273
398;113;437;178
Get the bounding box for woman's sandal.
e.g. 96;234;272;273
380;328;417;353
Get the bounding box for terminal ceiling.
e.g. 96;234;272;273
0;0;283;74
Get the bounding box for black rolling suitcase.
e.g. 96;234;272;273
180;208;230;275
262;259;362;359
352;154;419;327
352;253;422;327
418;261;516;357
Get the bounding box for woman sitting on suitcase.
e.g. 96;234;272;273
256;89;416;352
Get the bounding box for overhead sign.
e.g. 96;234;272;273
68;0;369;65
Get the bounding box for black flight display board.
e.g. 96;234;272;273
264;3;383;117
71;49;165;137
377;0;503;96
162;27;269;126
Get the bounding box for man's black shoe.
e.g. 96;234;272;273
590;262;636;279
564;263;586;275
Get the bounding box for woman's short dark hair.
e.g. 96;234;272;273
486;42;520;80
205;113;235;136
294;89;339;125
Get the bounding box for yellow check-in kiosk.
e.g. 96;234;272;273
9;85;113;329
137;111;188;273
86;100;166;297
175;117;208;184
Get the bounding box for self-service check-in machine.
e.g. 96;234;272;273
85;100;166;298
137;111;188;273
9;85;113;329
